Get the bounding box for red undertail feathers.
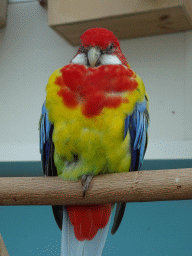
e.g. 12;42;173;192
66;204;112;241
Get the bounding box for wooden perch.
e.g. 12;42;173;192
0;168;192;206
0;234;9;256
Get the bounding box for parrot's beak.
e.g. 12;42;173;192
88;47;101;67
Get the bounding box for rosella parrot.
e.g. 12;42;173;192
39;27;149;256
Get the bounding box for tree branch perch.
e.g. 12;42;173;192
0;234;9;256
0;168;192;206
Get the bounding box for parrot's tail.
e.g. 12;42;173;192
66;204;112;241
60;205;112;256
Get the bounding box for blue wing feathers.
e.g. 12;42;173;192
39;102;53;175
124;98;148;172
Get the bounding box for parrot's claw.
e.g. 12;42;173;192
82;175;93;197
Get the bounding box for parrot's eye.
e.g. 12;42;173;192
107;44;114;53
79;44;88;54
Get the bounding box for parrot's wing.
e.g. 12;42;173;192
39;102;63;230
128;95;149;172
111;95;149;235
39;102;56;176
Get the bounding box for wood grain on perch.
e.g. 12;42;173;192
0;168;192;206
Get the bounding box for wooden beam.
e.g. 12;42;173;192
0;168;192;206
48;0;192;45
0;234;9;256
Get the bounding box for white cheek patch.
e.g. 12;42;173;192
100;54;122;65
71;53;87;65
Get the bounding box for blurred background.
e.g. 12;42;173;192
0;0;192;255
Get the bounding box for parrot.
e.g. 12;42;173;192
39;27;149;256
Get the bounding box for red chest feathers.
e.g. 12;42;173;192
55;64;138;118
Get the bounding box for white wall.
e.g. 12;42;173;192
0;1;76;161
0;0;192;161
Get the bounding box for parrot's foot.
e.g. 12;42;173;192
82;174;93;197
